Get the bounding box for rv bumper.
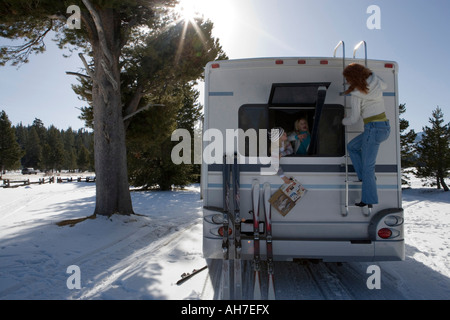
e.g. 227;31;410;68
203;238;405;262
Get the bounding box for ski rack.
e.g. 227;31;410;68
218;165;276;299
220;154;231;299
219;153;243;300
233;153;242;300
263;182;275;300
251;180;276;300
251;180;261;300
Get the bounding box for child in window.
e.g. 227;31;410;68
269;127;293;184
270;127;293;157
289;118;311;155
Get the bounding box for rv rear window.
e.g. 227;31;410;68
238;104;345;157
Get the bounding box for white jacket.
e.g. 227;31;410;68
342;74;387;126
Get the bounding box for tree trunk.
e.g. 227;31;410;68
439;176;449;192
90;8;133;216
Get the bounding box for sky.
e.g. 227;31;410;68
0;0;449;132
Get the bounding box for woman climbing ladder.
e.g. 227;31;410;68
342;63;391;208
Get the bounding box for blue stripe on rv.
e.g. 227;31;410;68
209;92;234;96
208;92;393;97
344;92;395;97
208;164;398;173
207;183;399;190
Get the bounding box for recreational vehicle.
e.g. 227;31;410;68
201;42;404;299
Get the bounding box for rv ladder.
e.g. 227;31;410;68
353;40;368;67
344;175;373;216
342;40;372;217
343;100;372;216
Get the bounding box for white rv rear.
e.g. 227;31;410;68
202;54;404;263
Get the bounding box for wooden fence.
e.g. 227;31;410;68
2;176;95;188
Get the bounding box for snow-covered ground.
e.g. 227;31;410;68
0;172;448;301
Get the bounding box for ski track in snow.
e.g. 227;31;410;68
74;221;199;299
0;173;449;300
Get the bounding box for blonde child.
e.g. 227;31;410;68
289;118;311;155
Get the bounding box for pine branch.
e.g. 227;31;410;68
66;71;91;79
123;104;164;122
1;20;53;66
78;53;94;79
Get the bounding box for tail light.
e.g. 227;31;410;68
218;226;232;237
369;209;404;241
377;227;400;239
378;228;392;239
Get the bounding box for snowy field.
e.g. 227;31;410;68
0;172;448;302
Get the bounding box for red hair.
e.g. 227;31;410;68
343;63;373;95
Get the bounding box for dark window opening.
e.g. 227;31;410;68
238;104;268;157
239;104;345;157
269;105;345;157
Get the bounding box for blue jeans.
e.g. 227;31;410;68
347;121;390;204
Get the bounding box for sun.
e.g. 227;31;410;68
174;0;202;23
173;0;208;64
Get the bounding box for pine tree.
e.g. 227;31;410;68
399;103;417;186
158;83;203;190
74;128;94;171
127;83;202;190
23;126;42;169
32;118;47;143
126;91;180;190
43;125;65;171
77;145;91;172
416;106;450;191
0;110;24;174
62;128;77;172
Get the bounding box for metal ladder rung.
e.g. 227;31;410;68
347;203;373;207
346;204;373;217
